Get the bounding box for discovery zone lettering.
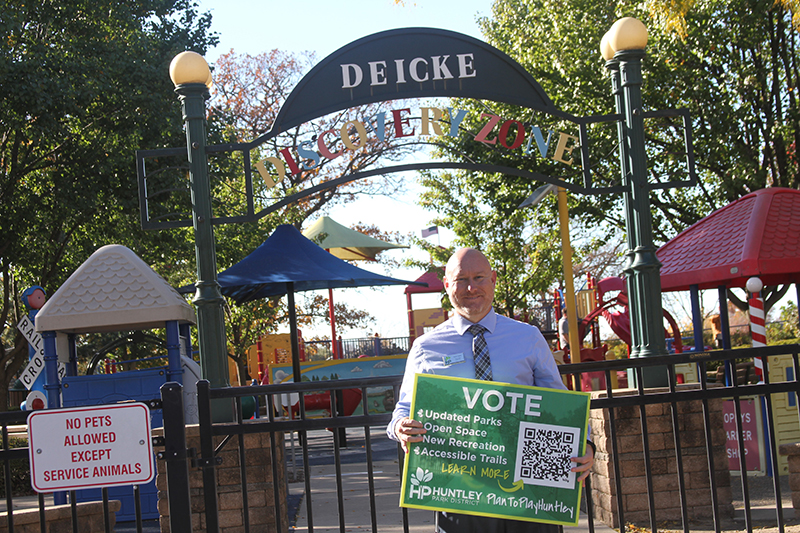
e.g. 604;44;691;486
254;106;580;188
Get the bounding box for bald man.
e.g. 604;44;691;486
388;248;593;533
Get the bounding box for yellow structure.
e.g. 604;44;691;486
229;333;293;386
411;308;448;338
766;353;800;474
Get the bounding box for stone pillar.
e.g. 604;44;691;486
154;424;287;532
589;386;734;527
779;442;800;510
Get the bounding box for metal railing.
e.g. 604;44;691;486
304;336;411;360
159;343;800;533
4;343;798;532
0;408;154;532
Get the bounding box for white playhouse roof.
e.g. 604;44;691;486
35;244;196;333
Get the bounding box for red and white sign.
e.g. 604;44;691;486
723;398;762;472
28;403;154;492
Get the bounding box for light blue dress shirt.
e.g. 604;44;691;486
388;308;566;441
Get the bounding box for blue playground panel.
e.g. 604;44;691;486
61;368;166;521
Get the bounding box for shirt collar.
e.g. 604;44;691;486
453;308;497;336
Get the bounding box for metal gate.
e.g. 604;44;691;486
155;344;800;533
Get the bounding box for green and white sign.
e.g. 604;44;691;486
400;374;591;526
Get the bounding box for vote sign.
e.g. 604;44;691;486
28;403;155;492
400;374;590;526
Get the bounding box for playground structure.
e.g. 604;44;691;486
27;244;200;521
553;274;688;391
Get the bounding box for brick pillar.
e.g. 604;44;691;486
589;386;734;528
154;424;287;533
779;442;800;509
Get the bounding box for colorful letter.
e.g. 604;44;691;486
420;107;444;136
552;132;579;165
525;126;553;158
341;120;368;151
279;147;302;175
392;108;415;138
446;108;469;137
255;157;286;188
363;112;386;141
498;120;525;150
297;140;320;170
317;129;343;160
474;113;502;145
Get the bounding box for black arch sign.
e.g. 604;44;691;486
258;27;566;140
137;27;694;229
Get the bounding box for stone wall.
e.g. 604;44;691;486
779;441;800;509
0;500;120;533
589;387;734;528
155;424;287;533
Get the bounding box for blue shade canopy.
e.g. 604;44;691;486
212;224;425;303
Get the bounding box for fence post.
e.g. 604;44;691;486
160;381;193;533
197;379;221;532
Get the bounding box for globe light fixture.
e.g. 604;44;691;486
746;277;764;295
600;32;615;61
169;51;211;86
608;17;648;52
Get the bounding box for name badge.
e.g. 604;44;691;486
443;353;465;366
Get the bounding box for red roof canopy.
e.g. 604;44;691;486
405;270;444;294
657;188;800;292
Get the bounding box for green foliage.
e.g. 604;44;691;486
0;437;34;497
421;0;800;311
0;0;217;410
767;302;799;341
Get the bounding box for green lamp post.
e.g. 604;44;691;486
601;19;669;386
169;52;232;417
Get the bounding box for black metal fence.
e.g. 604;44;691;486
304;336;411;360
3;343;800;532
157;343;800;533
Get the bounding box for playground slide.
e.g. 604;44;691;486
601;308;632;346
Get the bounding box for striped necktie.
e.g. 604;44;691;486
468;324;492;381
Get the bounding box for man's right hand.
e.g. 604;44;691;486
395;417;426;453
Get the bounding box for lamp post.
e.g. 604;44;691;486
169;52;232;418
601;18;669;385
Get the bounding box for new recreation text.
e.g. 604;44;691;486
255;105;579;187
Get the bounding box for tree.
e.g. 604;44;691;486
0;0;217;410
420;0;800;316
195;50;422;380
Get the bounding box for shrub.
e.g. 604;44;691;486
0;437;34;497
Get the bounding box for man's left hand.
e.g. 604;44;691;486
571;444;594;484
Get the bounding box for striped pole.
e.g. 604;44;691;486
746;277;766;382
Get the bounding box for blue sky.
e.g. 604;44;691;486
195;0;496;338
198;0;493;62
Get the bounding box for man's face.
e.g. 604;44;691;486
444;250;497;323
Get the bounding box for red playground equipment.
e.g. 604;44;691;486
554;274;684;391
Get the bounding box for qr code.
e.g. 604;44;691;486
514;421;580;489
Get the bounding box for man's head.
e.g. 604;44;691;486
443;248;497;323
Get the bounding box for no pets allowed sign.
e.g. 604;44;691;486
400;374;590;526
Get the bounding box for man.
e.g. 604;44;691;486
388;248;594;533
